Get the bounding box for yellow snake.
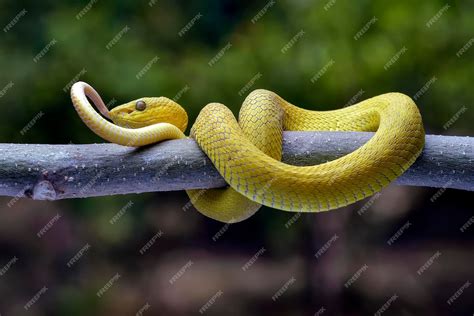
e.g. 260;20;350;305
71;81;425;223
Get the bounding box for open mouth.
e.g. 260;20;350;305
120;108;133;114
111;107;133;116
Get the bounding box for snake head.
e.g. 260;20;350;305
109;97;188;132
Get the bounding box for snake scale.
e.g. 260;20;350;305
71;81;425;223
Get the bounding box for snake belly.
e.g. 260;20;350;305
187;90;424;223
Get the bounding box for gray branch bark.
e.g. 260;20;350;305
0;132;472;201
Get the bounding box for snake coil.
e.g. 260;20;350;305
71;82;424;223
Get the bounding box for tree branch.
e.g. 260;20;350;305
0;132;472;201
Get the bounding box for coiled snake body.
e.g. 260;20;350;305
71;82;424;223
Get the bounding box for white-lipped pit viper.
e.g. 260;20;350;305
71;81;425;223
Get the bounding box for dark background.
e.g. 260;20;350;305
0;0;473;315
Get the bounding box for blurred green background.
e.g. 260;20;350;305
0;0;473;315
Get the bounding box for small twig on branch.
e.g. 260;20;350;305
0;132;472;201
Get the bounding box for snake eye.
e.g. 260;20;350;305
135;100;146;111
